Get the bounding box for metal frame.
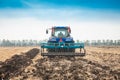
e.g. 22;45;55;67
40;43;86;56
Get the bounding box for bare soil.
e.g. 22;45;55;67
0;47;37;62
0;46;120;80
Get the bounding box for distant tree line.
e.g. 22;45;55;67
0;39;120;47
0;39;42;47
83;40;120;46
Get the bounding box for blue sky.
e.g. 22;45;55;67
0;0;120;9
0;0;120;40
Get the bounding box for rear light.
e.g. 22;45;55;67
68;27;71;33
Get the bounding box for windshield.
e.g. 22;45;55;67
53;28;68;38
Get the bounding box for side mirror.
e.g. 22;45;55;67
46;29;48;34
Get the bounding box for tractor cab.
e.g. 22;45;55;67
51;27;71;38
46;26;73;43
46;26;71;38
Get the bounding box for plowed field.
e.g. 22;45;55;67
0;46;120;80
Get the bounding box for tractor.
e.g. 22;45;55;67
40;26;86;56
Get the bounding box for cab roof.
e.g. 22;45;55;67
53;26;70;29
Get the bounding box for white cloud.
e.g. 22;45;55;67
0;17;120;40
0;7;120;21
0;8;120;40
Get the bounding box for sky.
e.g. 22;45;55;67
0;0;120;40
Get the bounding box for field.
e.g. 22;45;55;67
0;46;120;80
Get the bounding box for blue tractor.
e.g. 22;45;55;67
40;26;86;56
